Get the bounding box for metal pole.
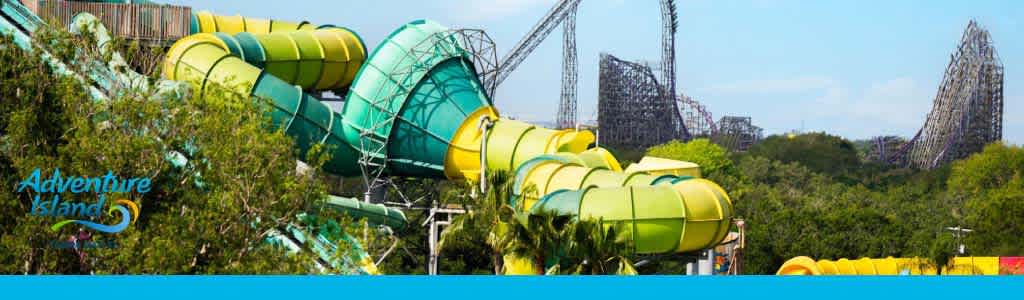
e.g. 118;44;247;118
428;207;438;275
478;116;493;195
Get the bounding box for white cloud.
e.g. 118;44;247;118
451;0;557;22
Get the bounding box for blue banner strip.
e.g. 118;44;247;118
1;275;1021;299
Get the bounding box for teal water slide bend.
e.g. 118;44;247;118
341;20;492;177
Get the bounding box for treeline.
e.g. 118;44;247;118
645;134;1023;274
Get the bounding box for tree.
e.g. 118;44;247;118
499;211;566;274
950;143;1024;256
948;143;1024;195
0;27;332;274
747;132;861;179
438;171;517;274
562;219;637;275
646;138;735;179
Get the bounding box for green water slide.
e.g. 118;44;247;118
513;154;732;255
341;20;492;177
164;15;367;175
166;11;734;265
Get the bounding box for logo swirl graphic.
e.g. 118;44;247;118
50;199;138;233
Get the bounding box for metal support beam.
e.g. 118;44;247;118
556;4;578;129
425;205;466;275
494;0;582;89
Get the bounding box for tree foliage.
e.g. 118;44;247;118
646;138;735;179
0;27;332;274
748;132;861;179
724;139;1024;273
951;143;1024;256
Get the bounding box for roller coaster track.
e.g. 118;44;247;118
679;94;717;137
889;20;1004;169
598;54;686;149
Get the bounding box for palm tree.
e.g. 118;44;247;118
439;172;638;275
499;210;567;274
438;171;517;274
563;219;638;275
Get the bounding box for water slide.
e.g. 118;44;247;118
513;154;732;255
777;256;1024;275
5;1;735;274
167;11;735;274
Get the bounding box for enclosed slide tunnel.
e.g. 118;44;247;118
164;11;734;268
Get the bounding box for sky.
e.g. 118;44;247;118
163;0;1022;144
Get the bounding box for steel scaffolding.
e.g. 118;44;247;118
890;20;1004;169
595;0;687;149
597;54;686;149
679;94;717;138
712;116;762;152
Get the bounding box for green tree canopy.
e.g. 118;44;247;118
747;132;861;178
950;143;1024;256
645;138;735;179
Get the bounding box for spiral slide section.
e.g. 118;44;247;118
777;256;1024;275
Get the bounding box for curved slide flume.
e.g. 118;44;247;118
513;154;733;255
776;256;1023;275
164;17;367;175
164;11;735;274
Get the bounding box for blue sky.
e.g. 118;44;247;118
164;0;1022;144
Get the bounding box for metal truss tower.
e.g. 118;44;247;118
557;3;579;129
660;0;678;103
494;0;581;128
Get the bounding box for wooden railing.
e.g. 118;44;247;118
20;0;191;43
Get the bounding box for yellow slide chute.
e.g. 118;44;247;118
777;256;1002;275
179;11;365;91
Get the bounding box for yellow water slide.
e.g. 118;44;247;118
777;256;1002;275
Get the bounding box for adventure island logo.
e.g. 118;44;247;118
17;168;149;234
